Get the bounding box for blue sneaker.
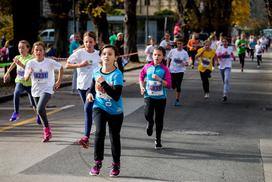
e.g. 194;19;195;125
9;112;19;122
174;101;181;106
36;115;42;125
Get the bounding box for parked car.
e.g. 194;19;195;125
39;29;55;43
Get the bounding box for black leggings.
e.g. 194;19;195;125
144;98;166;141
171;72;184;92
239;52;246;69
200;70;211;94
93;108;123;163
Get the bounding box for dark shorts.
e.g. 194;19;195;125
171;72;184;92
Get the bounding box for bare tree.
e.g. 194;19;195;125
124;0;139;62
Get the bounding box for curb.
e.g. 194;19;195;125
0;66;144;104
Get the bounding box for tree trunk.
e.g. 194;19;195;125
94;12;109;45
48;0;73;57
264;0;272;26
11;0;40;47
124;0;139;62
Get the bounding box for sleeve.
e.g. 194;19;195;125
100;82;123;101
50;59;62;70
67;51;78;64
139;64;148;82
162;65;172;89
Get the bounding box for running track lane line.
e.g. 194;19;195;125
0;105;75;132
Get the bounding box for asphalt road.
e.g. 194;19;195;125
0;51;272;182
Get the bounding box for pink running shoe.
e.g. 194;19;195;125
9;112;19;122
89;160;102;176
109;162;120;177
42;127;52;142
78;136;89;148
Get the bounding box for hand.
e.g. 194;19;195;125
79;60;89;67
140;86;145;95
54;80;61;91
152;74;162;81
96;76;105;84
87;93;94;102
3;73;10;83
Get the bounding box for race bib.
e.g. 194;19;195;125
33;71;48;83
173;58;183;64
201;58;210;67
17;70;25;79
147;80;163;96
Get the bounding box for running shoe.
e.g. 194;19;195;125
146;123;153;136
42;127;52;142
9;112;19;122
204;93;209;99
155;140;163;150
222;96;227;102
174;101;181;106
36;115;42;125
78;136;89;149
89;160;102;176
110;162;120;177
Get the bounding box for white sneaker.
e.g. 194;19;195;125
204;93;209;99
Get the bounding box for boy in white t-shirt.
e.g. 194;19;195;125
144;38;156;63
65;31;100;148
255;40;263;68
167;38;189;106
216;38;235;102
25;41;63;142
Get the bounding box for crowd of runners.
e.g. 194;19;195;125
1;29;271;177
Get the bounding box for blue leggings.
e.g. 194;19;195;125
78;89;93;138
13;83;36;113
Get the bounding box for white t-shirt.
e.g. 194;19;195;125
216;46;234;69
168;48;189;73
159;40;173;57
67;48;100;90
145;45;155;62
255;44;263;56
25;58;62;97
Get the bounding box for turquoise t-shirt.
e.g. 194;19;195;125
93;67;123;115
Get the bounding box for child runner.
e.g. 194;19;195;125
255;40;263;68
195;40;218;99
145;38;156;63
3;40;40;123
167;38;189;106
65;31;100;148
139;46;172;149
87;45;123;177
216;38;236;102
236;32;248;72
24;41;63;142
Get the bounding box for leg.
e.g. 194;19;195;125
223;68;231;97
144;98;155;136
35;93;51;128
13;83;24;113
200;71;210;94
84;101;93;137
108;113;123;163
93;108;107;161
154;99;166;143
24;85;36;109
72;70;77;93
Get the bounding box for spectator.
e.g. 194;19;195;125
115;32;124;74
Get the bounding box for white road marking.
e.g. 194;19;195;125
260;139;272;182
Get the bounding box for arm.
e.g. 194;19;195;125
65;60;89;69
87;78;96;102
3;62;16;83
54;66;64;91
100;82;123;101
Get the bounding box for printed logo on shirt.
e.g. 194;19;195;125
201;58;210;67
147;80;163;96
222;54;230;59
173;58;183;64
34;69;48;79
17;70;25;77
